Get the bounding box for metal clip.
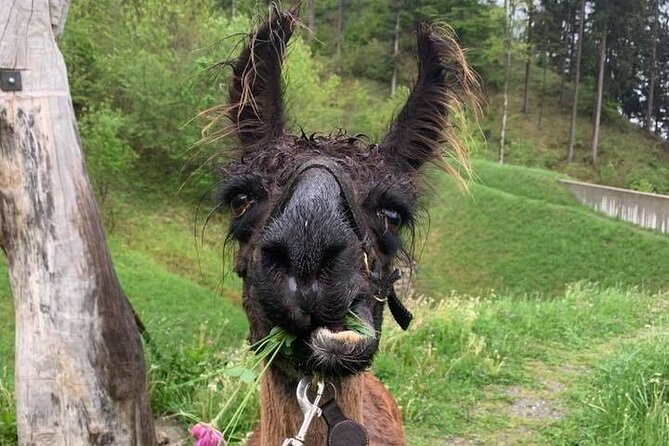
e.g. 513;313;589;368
282;377;325;446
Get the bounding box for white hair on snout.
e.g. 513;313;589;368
308;328;375;374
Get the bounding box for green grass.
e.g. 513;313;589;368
375;286;669;445
1;112;668;445
417;160;669;297
2;193;669;445
0;261;14;379
554;334;669;446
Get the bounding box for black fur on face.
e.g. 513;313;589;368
211;7;480;379
219;138;415;378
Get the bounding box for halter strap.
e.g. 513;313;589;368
269;158;413;331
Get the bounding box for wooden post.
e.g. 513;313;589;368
0;1;156;444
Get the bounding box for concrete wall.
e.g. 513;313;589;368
559;180;669;234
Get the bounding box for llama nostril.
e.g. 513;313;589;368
319;242;347;272
261;243;291;272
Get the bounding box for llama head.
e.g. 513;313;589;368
215;8;479;379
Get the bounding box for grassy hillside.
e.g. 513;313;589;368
417;160;669;297
479;63;669;194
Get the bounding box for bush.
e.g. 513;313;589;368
61;0;250;195
79;105;137;197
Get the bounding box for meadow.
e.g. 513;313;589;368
2;158;668;445
2;2;669;443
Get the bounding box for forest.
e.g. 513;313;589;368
60;0;669;205
1;0;669;445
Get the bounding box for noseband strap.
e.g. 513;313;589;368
270;158;413;331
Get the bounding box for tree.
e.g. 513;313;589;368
0;1;155;443
307;0;316;46
390;6;401;95
645;0;660;131
500;0;517;164
566;0;586;163
591;0;608;165
522;0;536;114
336;0;346;59
559;0;576;105
538;53;549;128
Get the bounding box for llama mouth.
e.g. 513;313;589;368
304;301;379;377
313;327;366;344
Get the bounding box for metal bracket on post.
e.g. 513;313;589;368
0;70;22;92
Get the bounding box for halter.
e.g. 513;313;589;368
270;158;413;331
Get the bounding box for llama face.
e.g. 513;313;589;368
220;135;417;377
216;8;478;379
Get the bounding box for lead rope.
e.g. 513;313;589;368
282;377;368;446
320;399;368;446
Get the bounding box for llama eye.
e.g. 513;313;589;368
231;194;254;218
377;208;402;232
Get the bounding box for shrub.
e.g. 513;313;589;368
79;104;137;225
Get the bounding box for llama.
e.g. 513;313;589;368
213;7;479;446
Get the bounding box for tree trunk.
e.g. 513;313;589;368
390;10;400;96
591;26;607;166
522;5;533;114
307;0;316;46
500;0;514;164
559;2;574;106
336;0;346;59
567;0;586;163
231;0;236;18
645;0;659;131
0;1;155;444
538;55;547;129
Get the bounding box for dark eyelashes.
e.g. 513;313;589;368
370;191;416;230
217;175;267;208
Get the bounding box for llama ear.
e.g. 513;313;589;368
227;7;298;147
379;23;480;172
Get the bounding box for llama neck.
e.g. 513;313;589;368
259;368;364;446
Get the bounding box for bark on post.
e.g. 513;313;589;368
0;1;156;444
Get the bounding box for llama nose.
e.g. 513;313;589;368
259;168;354;280
260;235;348;279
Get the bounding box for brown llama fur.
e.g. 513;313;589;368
209;5;481;446
247;372;405;446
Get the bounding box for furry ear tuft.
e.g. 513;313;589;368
227;6;298;147
380;23;481;183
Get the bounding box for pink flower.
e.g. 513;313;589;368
190;423;225;446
